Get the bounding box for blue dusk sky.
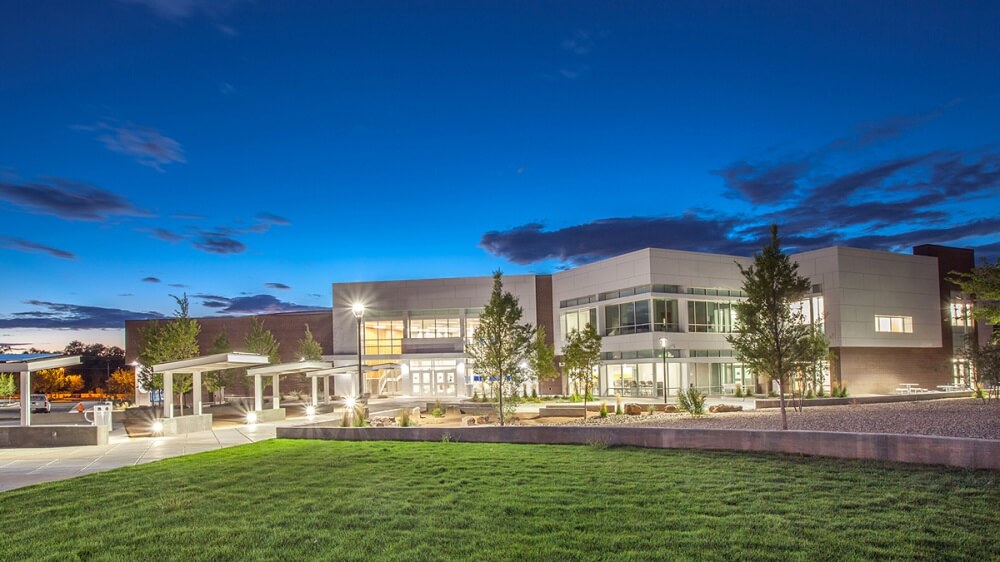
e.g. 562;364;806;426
1;0;998;351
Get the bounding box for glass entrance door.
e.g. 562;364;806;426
409;360;459;396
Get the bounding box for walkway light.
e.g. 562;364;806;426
352;302;365;406
305;405;316;417
151;421;163;434
246;411;258;425
659;337;670;405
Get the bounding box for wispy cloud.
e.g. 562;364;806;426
265;282;291;290
0;300;165;329
0;177;150;221
120;0;245;21
192;232;247;254
192;293;324;314
2;238;76;260
141;277;161;283
78;122;185;171
138;227;185;242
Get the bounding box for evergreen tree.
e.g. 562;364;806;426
298;324;324;360
528;326;558;392
136;294;201;412
465;271;534;425
562;323;602;419
245;317;280;363
0;373;16;403
727;226;812;430
205;330;238;401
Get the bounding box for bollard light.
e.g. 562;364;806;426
246;411;258;424
305;405;316;417
151;421;163;434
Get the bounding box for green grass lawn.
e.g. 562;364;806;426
0;440;996;561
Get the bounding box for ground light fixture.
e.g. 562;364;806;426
352;302;365;404
305;405;316;417
151;421;163;434
246;411;258;425
659;337;669;405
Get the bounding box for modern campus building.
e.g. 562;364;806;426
125;244;984;401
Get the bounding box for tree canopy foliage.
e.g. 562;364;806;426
562;323;602;418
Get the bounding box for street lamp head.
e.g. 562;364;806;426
351;302;366;318
659;337;669;348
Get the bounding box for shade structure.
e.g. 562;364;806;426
151;352;271;418
0;354;82;426
246;360;332;410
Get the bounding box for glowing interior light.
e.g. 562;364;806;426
246;411;258;424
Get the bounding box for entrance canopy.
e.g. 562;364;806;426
247;360;332;411
152;352;270;418
0;354;82;426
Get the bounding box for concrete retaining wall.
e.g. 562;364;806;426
0;425;108;447
253;408;286;423
277;425;1000;471
754;391;974;409
155;414;213;435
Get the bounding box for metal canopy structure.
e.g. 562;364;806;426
0;354;82;426
152;352;270;418
305;363;402;399
246;360;331;410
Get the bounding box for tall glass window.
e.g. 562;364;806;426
465;316;481;344
875;315;912;333
792;296;825;330
364;320;404;355
687;301;736;333
652;299;679;332
560;308;596;338
603;300;653;336
950;302;972;328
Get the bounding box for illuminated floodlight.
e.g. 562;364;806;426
352;302;366;318
151;421;163;434
305;405;316;417
246;411;258;424
345;396;356;410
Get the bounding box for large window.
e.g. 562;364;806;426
950;302;972;328
560;308;596;337
687;301;736;333
792;295;825;330
653;299;680;332
364;320;404;355
465;316;481;344
875;315;913;333
409;317;460;338
603;300;653;336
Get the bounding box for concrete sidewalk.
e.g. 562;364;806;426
0;412;342;492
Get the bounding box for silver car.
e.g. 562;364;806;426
31;394;51;413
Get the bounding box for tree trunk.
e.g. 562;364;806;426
778;378;788;430
582;376;588;420
498;371;504;427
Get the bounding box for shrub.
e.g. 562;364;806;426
676;387;706;417
806;388;815;399
975;387;986;400
838;386;848;398
599;401;608;418
472;391;479;402
430;408;445;418
531;388;538;399
614;394;623;416
647;404;656;415
398;409;413;427
340;410;351;427
569;393;582;403
734;385;743;398
817;386;825;398
768;391;778;398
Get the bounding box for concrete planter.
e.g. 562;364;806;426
0;425;108;447
755;391;974;409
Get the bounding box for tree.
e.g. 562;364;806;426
298;324;324;361
727;225;813;430
63;341;126;390
204;330;240;402
562;323;602;419
465;272;534;425
105;368;136;405
32;368;67;393
135;294;201;413
527;326;558;391
244;317;280;399
949;258;1000;327
0;373;16;403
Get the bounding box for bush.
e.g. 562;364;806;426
647;404;656;415
599;401;608;418
806;388;815;399
531;388;538;399
676;387;706;417
817;386;826;398
614;394;623;416
472;391;479;402
768;391;778;398
838;386;848;398
430;408;444;418
734;385;743;398
569;393;582;403
340;410;351;427
398;409;413;427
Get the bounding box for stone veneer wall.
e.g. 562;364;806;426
832;347;951;394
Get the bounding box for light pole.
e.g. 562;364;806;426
659;337;669;404
352;302;365;404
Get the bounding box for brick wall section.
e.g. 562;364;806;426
832;346;951;394
276;425;1000;471
533;274;564;395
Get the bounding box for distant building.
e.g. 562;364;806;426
125;244;980;401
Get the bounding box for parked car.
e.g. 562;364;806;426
31;393;51;413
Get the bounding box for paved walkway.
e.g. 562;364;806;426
0;412;343;492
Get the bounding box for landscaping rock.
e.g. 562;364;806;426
461;416;476;426
708;404;744;413
624;404;643;415
411;407;422;419
474;415;489;425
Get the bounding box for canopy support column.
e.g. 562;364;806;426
254;375;263;412
272;374;280;410
323;376;331;403
311;376;318;407
19;371;30;426
163;371;174;418
192;371;203;416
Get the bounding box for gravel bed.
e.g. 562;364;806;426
558;398;1000;440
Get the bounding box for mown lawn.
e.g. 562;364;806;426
0;440;996;561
